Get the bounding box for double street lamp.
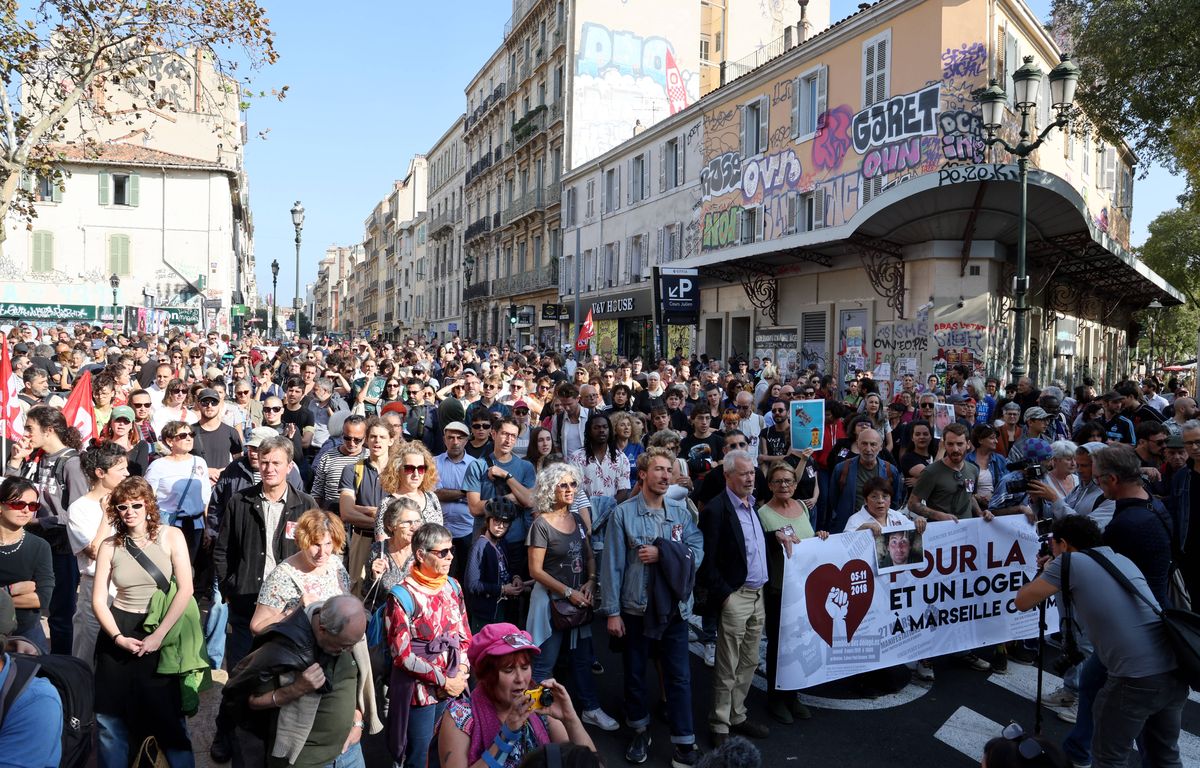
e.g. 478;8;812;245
976;53;1080;382
270;259;280;338
109;273;120;332
291;201;305;327
463;253;475;341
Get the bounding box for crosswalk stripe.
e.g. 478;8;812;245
934;706;1004;761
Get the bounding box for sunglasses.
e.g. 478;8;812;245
200;399;219;406
472;423;490;429
557;481;578;490
235;390;251;396
168;388;186;395
264;406;283;412
343;435;365;444
131;402;152;408
426;546;454;558
115;502;145;512
402;464;428;475
171;432;194;440
4;499;40;512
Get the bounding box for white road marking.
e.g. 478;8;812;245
934;706;1004;762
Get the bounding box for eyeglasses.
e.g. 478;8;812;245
557;481;578;490
171;432;194;440
131;402;152;408
342;435;365;444
771;408;787;414
402;464;428;475
483;384;498;390
1151;439;1168;447
472;423;491;430
1001;723;1045;760
115;502;145;512
727;441;748;449
920;403;935;409
426;546;454;558
168;388;186;395
264;406;283;412
771;478;796;486
4;500;40;512
395;518;422;527
200;399;219;406
235;390;251;396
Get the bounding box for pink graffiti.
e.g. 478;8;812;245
812;105;853;171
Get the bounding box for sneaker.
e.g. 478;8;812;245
1008;645;1038;665
1070;761;1091;768
671;744;701;768
915;660;936;681
1056;701;1078;724
591;659;605;675
963;653;992;672
1044;687;1078;707
991;653;1008;674
582;708;620;731
703;643;716;667
625;730;651;764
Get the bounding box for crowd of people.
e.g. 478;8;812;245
0;321;1194;768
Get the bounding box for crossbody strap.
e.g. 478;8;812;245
125;537;171;593
1081;549;1162;617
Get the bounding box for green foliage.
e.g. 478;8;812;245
1135;205;1200;365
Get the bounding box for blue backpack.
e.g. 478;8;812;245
365;581;462;663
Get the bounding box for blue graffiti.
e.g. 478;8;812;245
576;22;673;86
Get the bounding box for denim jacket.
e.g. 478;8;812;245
601;493;704;618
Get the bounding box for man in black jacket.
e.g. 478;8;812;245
698;450;769;746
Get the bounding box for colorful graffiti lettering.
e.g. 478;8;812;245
938;163;1017;186
814;170;861;228
741;148;804;202
861;138;922;180
939;109;986;164
702;204;744;251
941;42;987;80
812;105;853;171
700;152;743;199
577;22;673;86
852;84;941;154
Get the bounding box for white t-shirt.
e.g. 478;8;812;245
842;506;917;534
738;414;766;460
67;495;105;576
143;455;212;524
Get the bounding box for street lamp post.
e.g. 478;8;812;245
271;259;280;338
976;54;1080;383
1148;298;1164;374
109;273;120;332
291;201;305;331
463;254;475;341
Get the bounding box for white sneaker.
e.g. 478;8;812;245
1056;701;1078;724
915;660;935;681
704;643;716;667
582;708;620;731
1044;687;1078;707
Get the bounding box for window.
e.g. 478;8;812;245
630;152;649;203
862;29;890;108
30;231;53;273
1082;133;1090;178
700;36;711;63
604;167;620;213
99;170;139;207
630;234;645;281
790;191;824;233
661;137;684;191
741;97;768;156
518;240;528;273
603;242;616;286
565;187;577;226
107;234;131;275
585;179;595;218
793;66;827;139
739;206;760;244
660;223;682;263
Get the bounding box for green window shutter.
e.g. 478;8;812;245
120;235;130;274
108;234;130;275
128;172;139;207
31;231;52;272
98;170;110;205
51;178;62;203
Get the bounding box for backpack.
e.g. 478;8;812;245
0;653;94;768
837;456;897;496
365;580;463;668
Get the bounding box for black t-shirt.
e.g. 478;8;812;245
681;432;724;464
759;426;791;458
467;439;495;460
900;451;933;478
192;421;242;470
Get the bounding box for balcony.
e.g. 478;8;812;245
454;205;463;223
385;278;395;290
364;312;377;324
465;280;491;301
520;59;531;82
502;186;559;226
464;83;506;132
503;0;536;38
464;153;494;188
492;261;560;297
464;216;492;243
494;146;502;163
550;20;565;50
429;209;455;237
507;105;547;154
546;100;562;126
385;311;394;323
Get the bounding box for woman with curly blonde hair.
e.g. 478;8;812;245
609;410;644;486
377;440;443;540
91;476;194;766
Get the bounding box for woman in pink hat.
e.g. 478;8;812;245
436;622;594;768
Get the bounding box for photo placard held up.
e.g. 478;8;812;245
790;401;826;452
931;402;955;438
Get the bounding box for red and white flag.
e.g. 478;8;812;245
575;309;595;352
62;370;97;445
664;48;689;115
0;342;22;441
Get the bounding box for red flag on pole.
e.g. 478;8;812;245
62;370;97;445
0;341;23;441
575;309;595;352
664;48;689;115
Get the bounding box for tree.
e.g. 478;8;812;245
0;0;279;249
1134;205;1200;366
1052;1;1200;195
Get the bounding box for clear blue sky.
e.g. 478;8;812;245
244;0;1186;302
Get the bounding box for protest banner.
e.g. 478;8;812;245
776;516;1054;690
789;400;825;451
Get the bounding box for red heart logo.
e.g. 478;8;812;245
804;560;874;646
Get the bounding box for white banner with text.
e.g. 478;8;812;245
777;516;1056;690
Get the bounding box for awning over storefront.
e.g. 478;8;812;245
673;164;1183;325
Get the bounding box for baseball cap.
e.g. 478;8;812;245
512;400;529;411
12;342;28;355
466;622;540;668
443;421;470;436
245;426;278;448
380;401;408;418
1104;390;1125;402
111;405;135;422
197;388;221;402
1023;439;1053;462
1023;406;1049;421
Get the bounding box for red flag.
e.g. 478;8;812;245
62;370;97;445
0;342;22;440
575;309;595;352
664;48;689;115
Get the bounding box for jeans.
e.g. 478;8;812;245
203;578;228;670
175;516;203;565
1092;672;1189;768
620;612;695;745
224;595;257;672
49;552;79;655
97;712;194;768
405;701;447;768
72;574;100;667
533;628;601;712
317;743;364;768
1063;653;1106;765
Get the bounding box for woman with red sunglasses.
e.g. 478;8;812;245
0;476;53;650
377;441;443;541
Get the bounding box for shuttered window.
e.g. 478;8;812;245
108;234;131;276
31;231;53;273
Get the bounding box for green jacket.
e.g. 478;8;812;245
144;580;211;715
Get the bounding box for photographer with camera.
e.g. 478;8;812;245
988;439;1057;525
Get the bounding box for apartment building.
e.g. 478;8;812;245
427;118;466;341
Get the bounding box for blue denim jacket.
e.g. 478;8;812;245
601;493;704;618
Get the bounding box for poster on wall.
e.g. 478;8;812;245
754;328;800;381
789;401;826;451
776;517;1052;690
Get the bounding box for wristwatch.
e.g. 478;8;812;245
563;587;574;600
503;472;512;482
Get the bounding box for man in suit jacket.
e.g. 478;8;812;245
698;449;770;746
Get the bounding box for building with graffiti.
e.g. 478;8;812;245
462;0;814;348
650;0;1183;389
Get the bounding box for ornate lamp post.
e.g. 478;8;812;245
463;253;475;341
109;273;120;331
291;201;305;326
976;53;1080;382
270;259;280;338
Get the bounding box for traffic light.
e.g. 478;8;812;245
508;304;518;326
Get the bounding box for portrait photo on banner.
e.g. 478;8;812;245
931;402;955;438
875;524;923;574
789;400;826;451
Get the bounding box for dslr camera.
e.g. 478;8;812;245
1005;460;1045;494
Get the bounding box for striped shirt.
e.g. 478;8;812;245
311;448;365;510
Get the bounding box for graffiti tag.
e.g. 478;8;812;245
852;84;941;154
939;109;986;164
937;163;1017;186
702;205;744;251
861;138;922;180
812;105;853;171
700;152;743;199
577;22;673;86
941;42;988;80
741;148;804;201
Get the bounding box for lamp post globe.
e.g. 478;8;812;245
109;273;120;331
271;258;280;338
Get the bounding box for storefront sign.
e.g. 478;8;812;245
590;288;651;319
163;306;201;326
0;303;96;321
659;267;699;322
